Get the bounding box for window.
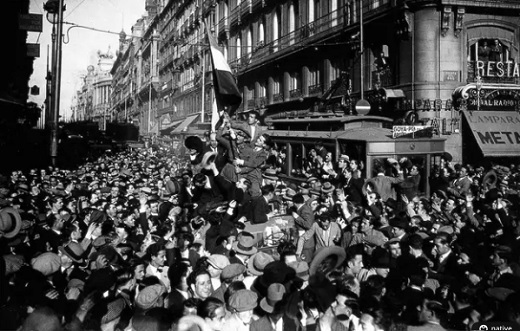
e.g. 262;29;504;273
236;35;242;59
470;38;510;62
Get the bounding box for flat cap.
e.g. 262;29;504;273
221;263;246;280
228;289;258;312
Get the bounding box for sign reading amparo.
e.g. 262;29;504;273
463;111;520;157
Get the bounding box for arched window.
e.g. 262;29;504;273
308;0;315;22
258;18;265;45
273;9;280;46
236;35;242;60
246;27;253;58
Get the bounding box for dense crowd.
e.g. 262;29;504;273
1;112;520;331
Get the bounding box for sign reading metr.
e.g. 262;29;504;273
463;111;520;157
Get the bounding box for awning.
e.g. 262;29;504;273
462;110;520;157
171;114;199;134
380;88;405;99
159;119;183;136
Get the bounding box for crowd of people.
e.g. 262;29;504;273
1;112;520;331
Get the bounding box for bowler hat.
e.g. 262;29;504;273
260;283;286;313
184;136;203;154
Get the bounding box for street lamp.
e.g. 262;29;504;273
475;75;483;112
44;0;66;166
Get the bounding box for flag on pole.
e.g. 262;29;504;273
210;96;219;132
206;23;242;122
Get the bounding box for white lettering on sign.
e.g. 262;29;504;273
476;60;520;78
392;125;430;139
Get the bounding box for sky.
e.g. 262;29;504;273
28;0;146;121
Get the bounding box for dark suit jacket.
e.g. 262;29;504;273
344;177;365;204
249;196;270;224
430;250;459;285
167;289;186;318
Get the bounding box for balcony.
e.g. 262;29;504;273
218;18;229;38
233;5;349;73
252;0;264;11
289;88;302;99
272;93;283;103
255;97;266;108
230;5;240;28
308;84;322;96
240;0;252;20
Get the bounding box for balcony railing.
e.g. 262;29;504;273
218;18;229;37
240;0;252;19
232;5;348;73
308;84;322;96
289;88;302;99
230;5;240;28
272;93;283;103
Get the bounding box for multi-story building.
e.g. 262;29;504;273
107;0;520;168
74;49;116;130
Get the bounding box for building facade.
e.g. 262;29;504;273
106;0;520;163
74;49;116;130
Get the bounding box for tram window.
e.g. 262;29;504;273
291;143;304;174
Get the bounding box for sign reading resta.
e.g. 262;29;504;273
476;60;520;78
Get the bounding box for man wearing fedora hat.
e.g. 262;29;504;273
244;251;274;289
251;282;299;331
231;232;258;265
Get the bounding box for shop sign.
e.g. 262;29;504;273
463;111;520;156
468;89;520;111
476;60;520;78
392;125;433;139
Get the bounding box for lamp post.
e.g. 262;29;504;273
476;75;482;112
44;0;65;166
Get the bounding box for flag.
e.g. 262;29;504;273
206;24;242;120
210;96;220;132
